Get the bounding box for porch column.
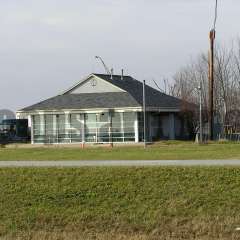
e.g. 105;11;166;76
53;115;58;143
134;112;139;143
39;113;45;143
108;112;113;145
80;113;85;143
30;115;34;144
169;113;175;140
65;112;71;143
120;112;124;142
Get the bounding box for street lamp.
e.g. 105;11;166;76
95;56;111;75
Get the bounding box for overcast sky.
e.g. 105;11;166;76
1;0;240;111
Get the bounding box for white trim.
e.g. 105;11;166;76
31;141;138;145
134;112;139;143
17;107;142;115
53;115;57;143
16;107;181;115
80;113;85;143
31;115;34;144
120;112;124;142
65;113;71;143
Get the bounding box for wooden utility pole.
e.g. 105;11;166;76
209;29;215;140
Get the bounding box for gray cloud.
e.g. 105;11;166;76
0;0;240;111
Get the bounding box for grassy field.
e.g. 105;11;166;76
1;167;240;239
0;141;240;160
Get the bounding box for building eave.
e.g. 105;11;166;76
16;107;142;115
16;106;181;115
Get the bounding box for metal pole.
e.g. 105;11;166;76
209;29;215;141
199;83;203;143
143;80;146;148
109;111;113;148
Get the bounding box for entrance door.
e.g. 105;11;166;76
97;113;109;143
85;113;109;143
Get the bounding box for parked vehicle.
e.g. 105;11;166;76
0;119;29;143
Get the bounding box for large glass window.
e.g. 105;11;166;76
45;114;55;143
85;113;97;142
98;113;109;142
57;114;69;143
85;113;110;143
32;115;45;143
32;111;138;144
123;112;135;142
70;114;82;142
111;112;123;142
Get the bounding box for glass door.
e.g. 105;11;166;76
84;113;110;143
97;113;109;143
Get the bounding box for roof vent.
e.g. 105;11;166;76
110;68;114;80
121;69;124;80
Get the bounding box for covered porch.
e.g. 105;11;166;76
31;111;139;144
28;109;188;144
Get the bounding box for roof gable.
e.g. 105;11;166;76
63;75;125;94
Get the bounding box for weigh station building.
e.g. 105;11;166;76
17;73;193;144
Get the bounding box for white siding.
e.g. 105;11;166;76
70;76;124;94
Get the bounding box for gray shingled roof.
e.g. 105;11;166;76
21;92;140;111
20;74;183;111
94;74;182;109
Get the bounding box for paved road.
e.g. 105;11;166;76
0;160;240;167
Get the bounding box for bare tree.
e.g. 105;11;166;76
170;39;240;134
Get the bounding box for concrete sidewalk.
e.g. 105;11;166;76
0;160;240;167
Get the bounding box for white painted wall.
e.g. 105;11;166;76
134;112;139;142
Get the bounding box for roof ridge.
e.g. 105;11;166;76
93;73;132;77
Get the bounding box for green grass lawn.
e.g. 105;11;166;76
0;141;240;160
1;167;240;239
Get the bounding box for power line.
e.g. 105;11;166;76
213;0;218;30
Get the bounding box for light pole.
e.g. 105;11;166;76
95;56;111;75
198;83;203;143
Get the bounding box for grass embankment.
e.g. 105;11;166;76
0;141;240;160
1;167;240;239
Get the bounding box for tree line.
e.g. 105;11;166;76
169;39;240;134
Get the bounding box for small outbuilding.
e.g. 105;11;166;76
17;73;194;144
